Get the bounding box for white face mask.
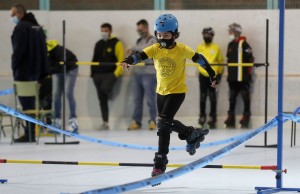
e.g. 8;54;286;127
229;34;235;41
11;16;20;25
101;32;109;41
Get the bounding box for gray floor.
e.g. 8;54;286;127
0;122;300;194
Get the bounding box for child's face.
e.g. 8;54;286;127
156;32;173;40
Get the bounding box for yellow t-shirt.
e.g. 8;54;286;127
143;42;195;95
196;43;224;77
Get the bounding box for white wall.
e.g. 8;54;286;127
1;10;300;128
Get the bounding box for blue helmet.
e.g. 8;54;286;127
154;14;178;33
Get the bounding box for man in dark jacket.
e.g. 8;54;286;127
10;4;49;142
224;23;254;129
91;23;124;130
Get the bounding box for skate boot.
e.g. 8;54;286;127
151;153;168;186
49;118;61;134
186;127;209;155
207;116;217;129
239;115;250;129
224;114;235;128
198;114;206;128
67;118;79;134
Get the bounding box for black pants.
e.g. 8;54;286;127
39;76;52;110
199;74;216;118
228;81;251;116
92;73;117;122
19;97;35;138
156;93;187;155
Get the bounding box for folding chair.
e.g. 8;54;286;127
0;112;14;142
13;81;55;144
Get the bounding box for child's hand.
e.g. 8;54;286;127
210;75;218;89
120;56;134;71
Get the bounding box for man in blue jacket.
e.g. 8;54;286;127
10;4;49;142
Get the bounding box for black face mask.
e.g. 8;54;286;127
204;37;212;44
158;39;174;48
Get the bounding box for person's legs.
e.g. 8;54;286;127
66;68;78;133
152;93;185;176
99;73;117;124
142;74;157;128
15;96;35;142
53;74;64;119
66;68;78;119
131;74;144;126
240;82;251;116
208;81;217;128
240;82;251;128
225;81;239;127
199;74;209;125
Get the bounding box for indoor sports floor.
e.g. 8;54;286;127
0;120;299;194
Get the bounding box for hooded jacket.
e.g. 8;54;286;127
91;36;124;77
227;36;254;82
47;40;78;74
11;12;49;81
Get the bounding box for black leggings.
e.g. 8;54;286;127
156;93;188;155
92;73;117;122
199;74;217;117
228;81;251;116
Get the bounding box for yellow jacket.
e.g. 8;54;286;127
196;42;224;77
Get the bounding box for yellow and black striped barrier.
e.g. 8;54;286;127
0;159;286;173
59;61;264;67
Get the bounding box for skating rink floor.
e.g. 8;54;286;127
0;119;300;194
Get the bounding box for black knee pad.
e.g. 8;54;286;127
157;117;172;136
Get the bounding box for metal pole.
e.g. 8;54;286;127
264;19;270;146
62;20;66;143
276;0;285;188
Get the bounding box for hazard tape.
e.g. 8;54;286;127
0;103;254;150
80;116;285;194
0;88;13;96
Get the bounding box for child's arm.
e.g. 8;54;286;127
192;53;218;88
120;51;148;70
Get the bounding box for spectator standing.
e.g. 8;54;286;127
127;19;157;131
91;23;124;130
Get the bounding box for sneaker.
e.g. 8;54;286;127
127;121;141;130
148;120;156;130
100;122;109;130
49;118;61;134
67;118;79;134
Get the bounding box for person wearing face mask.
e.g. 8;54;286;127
126;19;157;131
120;14;217;178
10;4;49;143
91;23;124;130
196;27;224;129
225;23;254;129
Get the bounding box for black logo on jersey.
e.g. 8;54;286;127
158;57;176;77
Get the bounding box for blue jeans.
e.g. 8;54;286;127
132;73;157;124
53;68;78;119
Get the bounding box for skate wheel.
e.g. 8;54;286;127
0;179;7;183
189;149;196;155
152;182;161;187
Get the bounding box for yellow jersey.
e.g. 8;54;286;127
196;43;224;77
143;42;195;95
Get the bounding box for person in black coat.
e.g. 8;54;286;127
10;4;49;142
224;23;254;129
